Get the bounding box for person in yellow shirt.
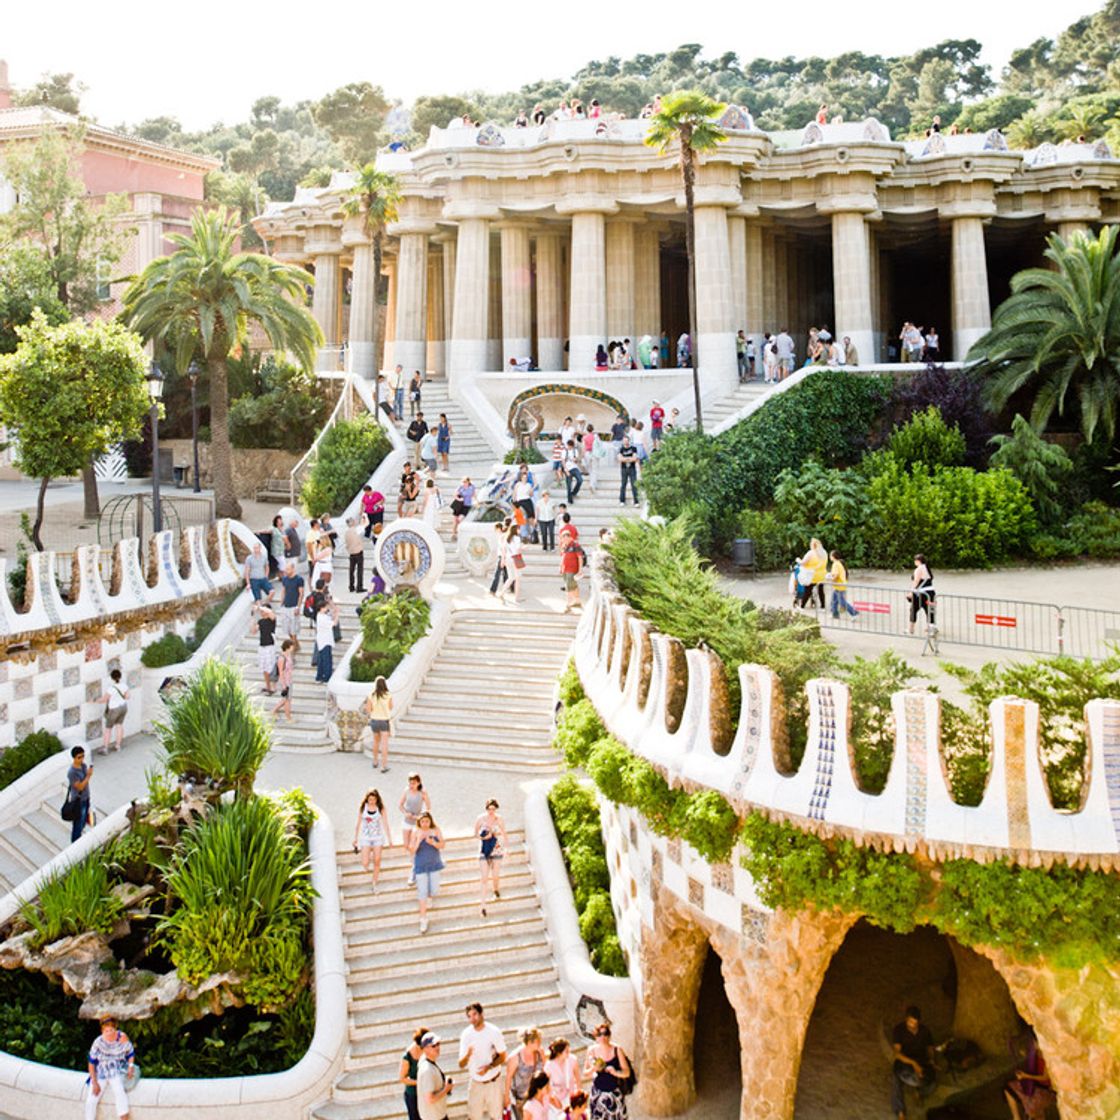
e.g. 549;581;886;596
828;550;859;619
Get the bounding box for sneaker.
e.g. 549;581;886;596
419;918;429;934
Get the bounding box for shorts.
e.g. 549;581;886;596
563;572;577;591
277;605;300;638
369;718;390;733
105;705;127;728
779;357;794;372
258;645;278;675
414;870;441;899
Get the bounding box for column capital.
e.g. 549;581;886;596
305;226;343;257
340;213;369;248
815;196;878;217
387;220;439;237
554;196;619;216
442;202;502;222
692;187;742;208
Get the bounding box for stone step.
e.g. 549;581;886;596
343;883;537;934
19;803;76;852
0;823;56;873
351;985;567;1040
0;842;34;892
393;714;552;744
420;661;561;685
382;740;561;771
405;692;548;718
343;936;550;989
344;909;543;954
340;863;532;906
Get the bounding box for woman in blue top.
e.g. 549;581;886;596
409;811;445;934
436;413;453;473
474;799;508;917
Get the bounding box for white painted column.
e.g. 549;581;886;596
951;216;991;360
761;227;776;336
449;217;490;382
346;241;376;377
487;237;502;370
393;231;429;375
830;211;875;368
500;224;533;364
383;258;397;352
442;238;456;347
727;214;747;332
427;251;445;376
634;226;662;341
605;218;636;348
568;211;607;373
311;249;341;371
535;231;566;371
693;204;738;392
744;219;764;350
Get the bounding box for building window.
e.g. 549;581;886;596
95;259;112;302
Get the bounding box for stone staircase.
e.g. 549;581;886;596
388;608;576;771
232;601;363;752
404;376;502;467
0;793;95;893
703;376;776;429
312;831;580;1120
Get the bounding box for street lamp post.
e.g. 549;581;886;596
188;360;202;494
147;362;164;534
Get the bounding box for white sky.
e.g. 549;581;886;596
3;0;1083;130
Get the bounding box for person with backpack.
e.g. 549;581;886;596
65;746;94;844
96;669;129;754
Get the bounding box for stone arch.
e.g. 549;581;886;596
504;383;631;438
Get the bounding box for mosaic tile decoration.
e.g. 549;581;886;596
85;639;103;663
85;718;103;740
710;863;734;894
687;877;704;908
1003;704;1032;850
38;692;57;715
903;693;929;838
741;904;770;947
63;706;80;728
63;667;80;689
34;556;62;627
191;529;216;590
651;847;663;882
14;679;32;701
1102;707;1120;844
0;662;8;684
667;836;682;864
86;680;102;702
0;703;7;724
15;718;33;741
38;652;57;674
127;632;142;652
119;539;148;603
126;669;141;689
82;547;108;613
731;671;764;800
807;683;837;821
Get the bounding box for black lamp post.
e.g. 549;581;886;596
188;360;202;494
146;362;164;534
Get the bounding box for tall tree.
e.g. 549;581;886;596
14;72;85;114
645;90;726;432
122;207;322;518
312;82;390;165
0;246;68;354
0;314;149;549
970;226;1120;446
342;166;401;392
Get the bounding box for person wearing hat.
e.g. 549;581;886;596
85;1015;136;1119
417;1032;454;1120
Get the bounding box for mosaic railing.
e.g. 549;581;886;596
576;555;1120;869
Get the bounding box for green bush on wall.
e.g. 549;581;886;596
0;730;63;791
350;590;431;683
300;415;391;517
141;587;242;668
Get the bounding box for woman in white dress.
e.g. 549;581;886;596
421;478;442;527
352;788;393;892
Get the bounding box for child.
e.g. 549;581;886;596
828;550;859;619
271;639;294;722
551;437;565;480
353;789;393;892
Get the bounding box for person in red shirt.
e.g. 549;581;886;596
649;401;666;451
559;523;583;613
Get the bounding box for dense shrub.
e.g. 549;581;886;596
639;429;721;522
0;730;62;791
229;359;331;453
350;590;431;682
141;588;241;668
884;406;967;470
300;415;391;516
846;652;926;794
503;446;545;464
885;366;994;467
988;415;1074;527
548;775;627;976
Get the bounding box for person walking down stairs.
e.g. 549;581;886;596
409;811;445;934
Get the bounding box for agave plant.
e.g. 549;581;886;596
156;795;313;1008
156;658;271;799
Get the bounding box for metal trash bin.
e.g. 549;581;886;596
732;538;756;572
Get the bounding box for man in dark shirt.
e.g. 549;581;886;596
618;437;639;506
407;413;429;466
278;561;305;652
891;1005;935;1119
66;746;93;844
284;517;301;560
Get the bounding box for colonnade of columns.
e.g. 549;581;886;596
314;205;1017;379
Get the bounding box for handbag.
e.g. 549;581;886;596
512;554;526;570
60;796;78;822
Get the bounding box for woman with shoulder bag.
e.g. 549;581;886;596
584;1023;632;1120
502;525;525;604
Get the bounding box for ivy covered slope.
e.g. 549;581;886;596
555;520;1120;969
0;659;317;1078
301;414;392;518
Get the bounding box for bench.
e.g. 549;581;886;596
256;477;293;503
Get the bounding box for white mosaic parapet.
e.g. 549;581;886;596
579;558;1120;867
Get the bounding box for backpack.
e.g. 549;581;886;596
303;590;324;619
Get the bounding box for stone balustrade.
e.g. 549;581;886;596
0;520;248;751
576;553;1120;869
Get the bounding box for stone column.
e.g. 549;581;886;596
951;216;991;360
442;239;456;346
500;224;533;364
693;204;739;391
393;230;429;375
1058;220;1091;241
448;217;491;382
774;233;789;335
728;214;747;333
761;227;776;335
427;251;445;376
488;236;503;370
830;211;875;367
744;220;764;350
535;231;566;371
345;233;377;378
634;226;662;341
309;231;342;371
567;210;607;373
605;218;637;349
383;258;397;350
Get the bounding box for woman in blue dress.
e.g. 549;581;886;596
474;799;508;917
436;413;453;473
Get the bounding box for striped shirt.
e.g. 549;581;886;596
89;1031;135;1078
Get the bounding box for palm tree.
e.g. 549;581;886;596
645;90;726;432
122;207;321;518
342;166;401;394
969;226;1120;445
